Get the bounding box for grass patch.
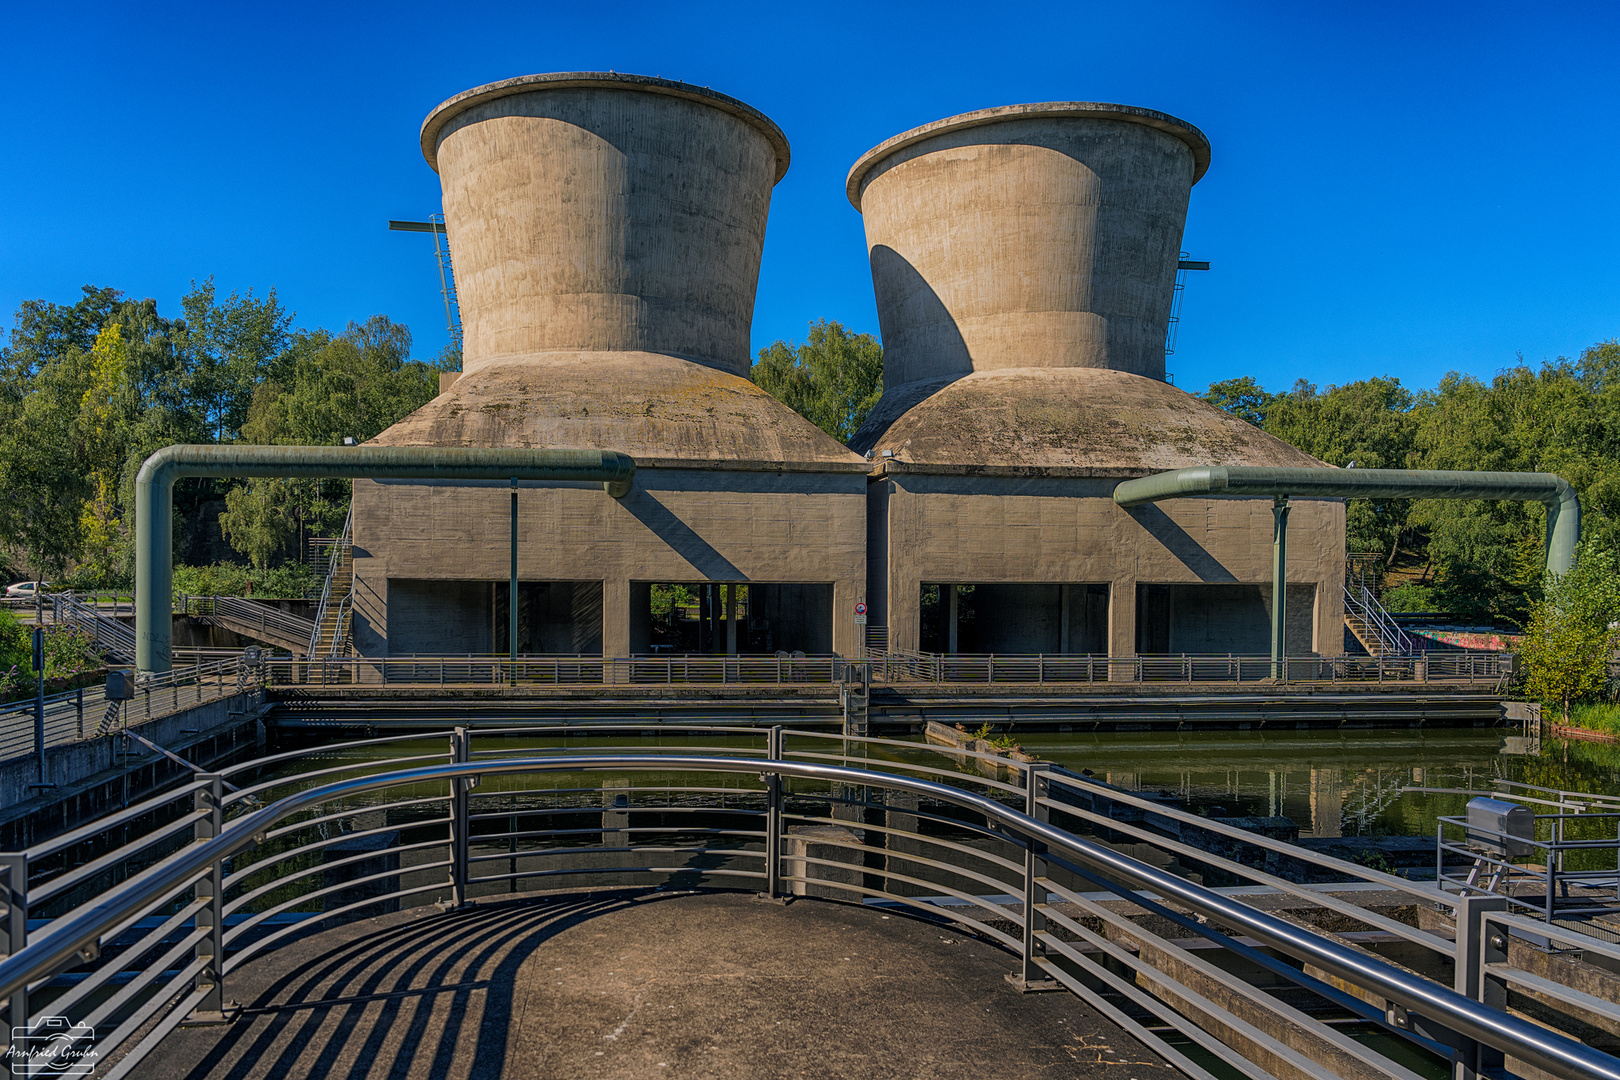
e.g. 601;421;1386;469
1565;701;1620;735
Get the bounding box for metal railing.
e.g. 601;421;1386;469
50;592;137;662
2;727;1618;1080
254;650;1509;688
182;595;316;652
262;653;857;688
0;657;257;765
1437;810;1620;924
875;648;1507;685
306;509;352;659
1345;582;1418;655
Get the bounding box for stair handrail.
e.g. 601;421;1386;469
51;590;138;662
1343;582;1416;655
209;595;317;648
327;589;355;657
306;505;353;658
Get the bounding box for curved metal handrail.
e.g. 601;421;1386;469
2;754;1617;1080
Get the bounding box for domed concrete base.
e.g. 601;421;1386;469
852;368;1324;473
373;353;864;470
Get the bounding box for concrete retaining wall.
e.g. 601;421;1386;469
0;690;264;850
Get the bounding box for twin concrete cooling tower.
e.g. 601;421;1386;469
358;73;1342;662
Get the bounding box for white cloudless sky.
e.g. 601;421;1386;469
2;0;1615;396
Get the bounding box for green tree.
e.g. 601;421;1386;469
222;316;448;564
1520;544;1620;721
1200;376;1275;427
752;320;883;442
178;279;292;442
1409;359;1614;621
1263;377;1419;562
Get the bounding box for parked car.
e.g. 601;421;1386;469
5;581;49;597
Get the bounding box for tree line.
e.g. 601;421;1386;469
0;283;456;584
5;282;1617;625
1200;342;1620;623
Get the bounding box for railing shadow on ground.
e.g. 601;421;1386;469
165;894;629;1080
3;726;1617;1080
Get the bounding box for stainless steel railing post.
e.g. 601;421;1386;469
192;774;231;1021
2;854;25;1043
447;727;471;909
1021;763;1053;988
1453;892;1510;1080
764;726;783;898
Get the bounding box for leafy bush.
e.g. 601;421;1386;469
171;561;321;599
0;610;31;672
1381;583;1438;612
0;620;104;704
1519;544;1620;721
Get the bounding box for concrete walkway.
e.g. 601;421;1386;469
146;890;1181;1080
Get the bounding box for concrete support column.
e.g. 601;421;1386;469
602;579;631;659
1316;576;1343;656
832;577;861;658
946;584;959;654
725;583;737;656
1107;578;1135;657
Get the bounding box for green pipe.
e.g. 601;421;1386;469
1113;466;1580;574
1114;466;1580;672
135;445;636;673
1270;497;1289;678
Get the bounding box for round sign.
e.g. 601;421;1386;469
854;601;868;616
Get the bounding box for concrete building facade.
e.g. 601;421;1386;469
847;103;1345;656
353;73;870;660
352;78;1346;661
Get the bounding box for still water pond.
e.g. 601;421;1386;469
1014;728;1620;838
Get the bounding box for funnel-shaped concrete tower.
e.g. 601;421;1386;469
424;72;787;379
850;102;1343;658
354;74;868;661
850;102;1208;387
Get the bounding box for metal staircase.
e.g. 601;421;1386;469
1343;582;1416;656
307;508;355;658
51;593;137;662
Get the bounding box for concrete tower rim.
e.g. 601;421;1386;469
845;101;1211;211
420;71;792;182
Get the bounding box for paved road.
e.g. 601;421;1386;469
145;890;1180;1079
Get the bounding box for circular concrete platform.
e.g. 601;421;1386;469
143;890;1180;1079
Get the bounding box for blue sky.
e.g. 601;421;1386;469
2;1;1616;395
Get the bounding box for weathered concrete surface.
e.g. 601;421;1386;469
142;891;1179;1080
851;368;1324;470
351;468;868;659
849;103;1209;386
424;73;787;377
372;354;864;467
